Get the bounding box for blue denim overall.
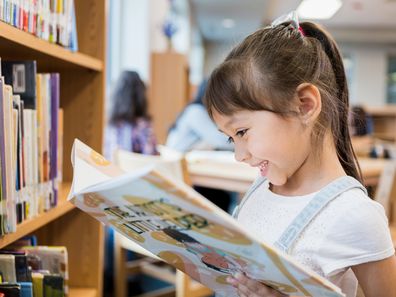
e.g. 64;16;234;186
233;176;367;253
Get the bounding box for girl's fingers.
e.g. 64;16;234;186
235;273;272;293
227;273;288;297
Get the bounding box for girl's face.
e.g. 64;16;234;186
212;109;313;188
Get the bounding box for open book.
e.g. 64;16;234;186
67;139;345;297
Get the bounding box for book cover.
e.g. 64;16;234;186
1;60;37;109
0;250;30;282
0;254;16;282
19;282;33;297
24;246;68;295
0;78;5;235
1;83;17;233
32;272;44;297
68;139;345;297
49;73;59;206
0;283;21;297
43;274;64;297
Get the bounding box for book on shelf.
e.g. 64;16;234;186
0;59;63;234
68;139;346;297
0;0;78;50
1;60;37;109
0;283;21;297
0;238;68;297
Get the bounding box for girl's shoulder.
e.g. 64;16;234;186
316;188;394;276
323;188;388;228
320;187;391;247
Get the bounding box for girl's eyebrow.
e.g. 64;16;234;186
224;117;239;129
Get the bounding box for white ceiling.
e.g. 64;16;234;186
190;0;396;43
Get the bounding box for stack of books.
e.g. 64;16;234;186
0;59;63;234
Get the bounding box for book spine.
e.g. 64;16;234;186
49;73;59;207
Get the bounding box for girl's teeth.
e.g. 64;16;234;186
260;161;268;169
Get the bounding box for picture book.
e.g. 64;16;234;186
68;139;345;297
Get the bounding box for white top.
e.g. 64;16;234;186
237;180;395;297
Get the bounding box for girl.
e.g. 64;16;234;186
204;15;396;297
104;70;158;159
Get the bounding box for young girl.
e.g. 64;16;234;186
204;14;396;297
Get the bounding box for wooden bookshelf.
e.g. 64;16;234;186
70;288;98;297
0;183;74;249
149;52;190;143
0;22;103;71
0;0;107;296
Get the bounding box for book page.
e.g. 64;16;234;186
68;139;345;297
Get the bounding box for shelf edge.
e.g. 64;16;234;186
0;22;103;71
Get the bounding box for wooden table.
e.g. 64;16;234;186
187;151;388;193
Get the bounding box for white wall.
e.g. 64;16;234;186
108;0;192;85
339;42;396;107
120;0;151;82
204;41;236;77
204;40;396;107
340;44;388;106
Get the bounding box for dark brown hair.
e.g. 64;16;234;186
109;71;150;125
204;21;362;182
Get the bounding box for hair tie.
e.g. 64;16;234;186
298;26;306;37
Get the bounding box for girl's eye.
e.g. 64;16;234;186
235;129;247;138
227;129;248;144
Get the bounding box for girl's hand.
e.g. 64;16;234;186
226;273;288;297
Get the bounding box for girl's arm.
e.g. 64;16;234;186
352;255;396;297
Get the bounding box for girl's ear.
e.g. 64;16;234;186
295;83;322;125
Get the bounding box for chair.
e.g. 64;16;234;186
113;148;212;297
373;160;396;247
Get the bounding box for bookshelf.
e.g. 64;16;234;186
149;52;190;143
0;1;107;296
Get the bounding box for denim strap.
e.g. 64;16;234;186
274;176;367;253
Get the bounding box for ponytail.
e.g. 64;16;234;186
300;22;363;183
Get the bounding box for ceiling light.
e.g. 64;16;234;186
221;18;235;29
297;0;342;20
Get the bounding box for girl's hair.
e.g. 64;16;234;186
350;105;370;136
109;70;149;125
204;21;362;182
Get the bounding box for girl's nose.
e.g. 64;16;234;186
234;143;250;163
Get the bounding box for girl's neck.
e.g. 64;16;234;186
271;133;346;196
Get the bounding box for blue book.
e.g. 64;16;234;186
19;282;33;297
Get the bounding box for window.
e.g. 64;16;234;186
343;53;355;102
387;56;396;103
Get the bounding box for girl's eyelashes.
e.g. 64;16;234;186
235;129;248;138
227;129;248;143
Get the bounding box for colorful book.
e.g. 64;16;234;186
24;246;68;295
0;283;21;297
49;73;59;206
19;282;33;297
43;274;64;297
0;254;16;282
68;139;346;297
32;272;44;297
1;60;37;109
